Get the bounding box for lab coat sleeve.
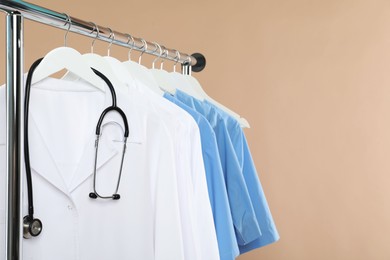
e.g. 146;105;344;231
152;123;185;260
175;119;202;260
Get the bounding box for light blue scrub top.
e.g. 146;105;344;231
174;90;262;247
203;99;280;253
164;93;239;260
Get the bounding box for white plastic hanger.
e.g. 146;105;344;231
62;24;126;92
122;37;163;94
103;33;152;94
183;55;251;128
169;50;204;100
32;14;104;91
149;43;176;95
188;78;251;128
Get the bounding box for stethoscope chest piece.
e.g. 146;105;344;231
89;192;121;200
23;215;43;239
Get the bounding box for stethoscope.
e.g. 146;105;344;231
23;58;129;239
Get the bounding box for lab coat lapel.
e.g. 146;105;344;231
67;83;121;192
29;117;69;196
27;78;111;197
68;132;119;193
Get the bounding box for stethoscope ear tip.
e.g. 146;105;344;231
112;194;120;200
89;192;98;199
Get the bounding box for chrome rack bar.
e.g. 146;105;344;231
0;0;206;72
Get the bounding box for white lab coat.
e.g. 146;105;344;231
0;77;185;260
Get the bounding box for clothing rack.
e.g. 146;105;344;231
0;1;206;259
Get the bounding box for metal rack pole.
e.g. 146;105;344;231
5;11;24;260
0;0;206;72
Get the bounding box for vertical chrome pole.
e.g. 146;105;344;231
5;11;24;260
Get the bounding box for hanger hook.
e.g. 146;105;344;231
107;28;115;56
125;34;135;61
151;42;159;55
152;42;163;69
186;54;192;65
138;38;147;64
173;50;180;72
89;22;99;53
160;47;168;70
63;13;72;47
182;54;193;75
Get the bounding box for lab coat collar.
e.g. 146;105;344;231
29;116;119;197
28;117;69;196
27;77;120;197
1;77;143;197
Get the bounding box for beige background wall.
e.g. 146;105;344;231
1;0;390;259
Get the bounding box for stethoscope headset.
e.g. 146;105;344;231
23;58;129;239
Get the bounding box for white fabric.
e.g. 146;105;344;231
105;60;220;260
0;78;184;260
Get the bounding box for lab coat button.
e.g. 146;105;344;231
67;205;73;210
